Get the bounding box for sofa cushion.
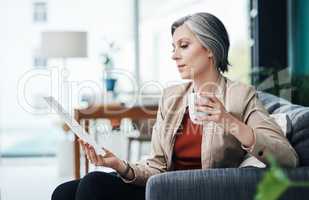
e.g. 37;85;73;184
270;113;292;137
257;91;309;166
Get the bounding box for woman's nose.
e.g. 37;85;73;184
171;49;180;60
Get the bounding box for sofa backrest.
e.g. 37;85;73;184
257;91;309;167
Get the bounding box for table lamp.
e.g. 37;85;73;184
41;31;88;70
40;31;88;109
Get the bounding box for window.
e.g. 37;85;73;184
33;55;47;68
139;0;251;85
33;2;47;23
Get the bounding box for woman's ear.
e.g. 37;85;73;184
207;48;214;58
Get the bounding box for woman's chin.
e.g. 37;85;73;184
178;68;194;79
179;73;193;79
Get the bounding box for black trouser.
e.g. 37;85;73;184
51;171;145;200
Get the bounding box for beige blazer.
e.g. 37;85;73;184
123;76;298;186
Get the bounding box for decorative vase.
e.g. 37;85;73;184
104;78;117;92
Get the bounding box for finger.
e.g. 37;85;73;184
101;146;109;152
208;109;221;115
197;114;218;122
100;147;110;156
208;95;221;104
196;100;216;108
96;155;105;166
88;146;98;164
205;100;217;108
199;92;215;99
196;105;210;113
84;144;91;160
196;106;220;114
85;144;94;161
85;143;96;162
205;97;223;110
79;140;86;152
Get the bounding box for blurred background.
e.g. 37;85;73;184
0;0;308;199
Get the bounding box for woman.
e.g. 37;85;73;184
52;12;298;200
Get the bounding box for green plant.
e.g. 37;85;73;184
100;39;120;71
255;156;309;200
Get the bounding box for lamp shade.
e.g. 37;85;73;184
41;31;87;58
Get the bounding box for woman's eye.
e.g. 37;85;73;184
180;44;188;49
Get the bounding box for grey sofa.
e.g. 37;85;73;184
146;92;309;200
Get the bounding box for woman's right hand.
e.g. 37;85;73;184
78;139;122;171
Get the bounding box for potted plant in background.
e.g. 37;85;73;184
100;39;120;93
250;66;309;107
292;74;309;106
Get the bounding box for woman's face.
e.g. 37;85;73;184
172;24;213;79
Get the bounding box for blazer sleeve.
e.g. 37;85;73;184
242;87;299;168
119;91;168;186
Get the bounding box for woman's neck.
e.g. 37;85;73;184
193;69;221;94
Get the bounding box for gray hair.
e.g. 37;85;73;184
171;13;230;73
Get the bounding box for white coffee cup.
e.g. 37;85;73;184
188;92;209;125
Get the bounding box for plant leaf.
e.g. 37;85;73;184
255;156;291;200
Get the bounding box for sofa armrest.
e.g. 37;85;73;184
146;167;309;200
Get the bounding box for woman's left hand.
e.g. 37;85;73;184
195;94;231;125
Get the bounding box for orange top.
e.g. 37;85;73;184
172;110;203;170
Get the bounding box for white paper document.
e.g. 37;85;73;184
44;96;106;155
